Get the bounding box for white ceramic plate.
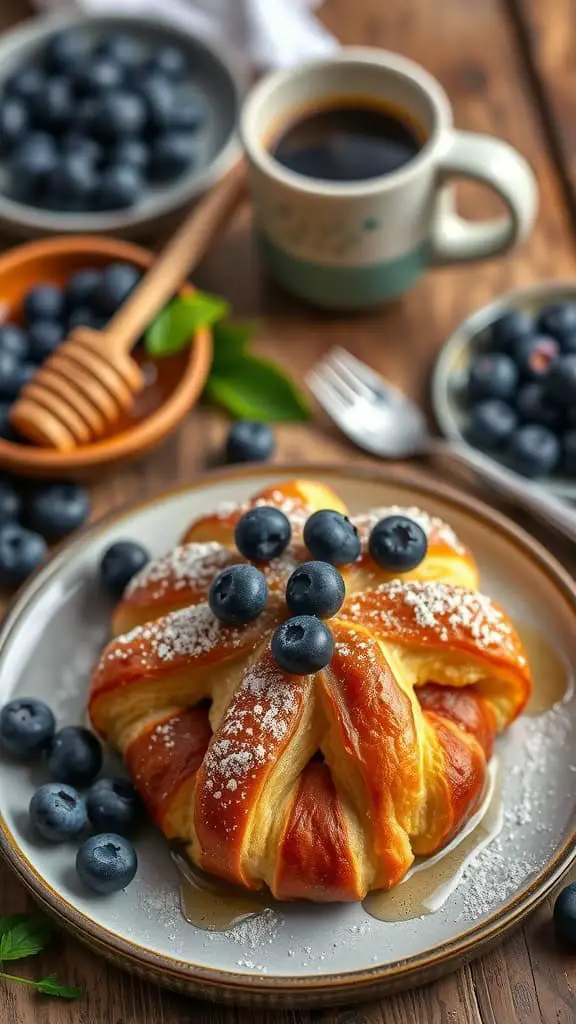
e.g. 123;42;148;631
0;465;574;1007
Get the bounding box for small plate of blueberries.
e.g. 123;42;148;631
432;281;576;498
0;12;239;237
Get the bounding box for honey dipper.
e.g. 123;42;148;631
11;160;246;451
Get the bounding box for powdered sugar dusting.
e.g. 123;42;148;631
110;603;236;665
125;542;235;598
353;505;466;555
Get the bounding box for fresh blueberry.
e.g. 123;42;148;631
536;302;576;347
225;421;275;464
0;697;55;758
271;615;334;675
94;263;141;317
234;506;291;562
0;99;29;154
95;164;143;211
66;268;102;310
23;284;65;324
100;540;150;597
0;324;29;361
515;382;560;429
72;98;99;135
43;28;88;74
0;350;22;400
553;883;576;946
468;353;518;402
31;77;73;133
76;832;137;894
303;509;361;566
170;93;205;132
368;515;428;572
285;561;345;619
545;354;576;406
107;139;149;173
139;76;175;135
0;523;46;583
14;362;35;393
67;308;106;332
27;321;65;362
4;67;46;104
146;45;187;79
489;309;533;353
92;92;146;142
30;782;87;842
208;564;268;625
507;424;561;477
562;430;576;477
86;777;142;836
47;154;97;211
61;133;103;166
513;334;559;380
148;132;196;182
0;477;21;523
8;133;58;202
73;59;124;97
45;725;103;787
95;33;142;71
27;482;90;540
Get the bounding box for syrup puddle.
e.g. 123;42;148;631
171;847;272;932
514;622;573;715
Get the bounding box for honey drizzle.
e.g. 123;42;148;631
514;622;573;716
171;847;272;932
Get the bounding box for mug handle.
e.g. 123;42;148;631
429;130;538;265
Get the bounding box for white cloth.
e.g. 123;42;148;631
34;0;338;76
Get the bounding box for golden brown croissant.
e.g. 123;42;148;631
89;480;530;902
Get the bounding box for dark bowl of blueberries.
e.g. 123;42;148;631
0;11;240;238
432;281;576;497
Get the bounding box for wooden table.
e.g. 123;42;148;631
1;0;576;1021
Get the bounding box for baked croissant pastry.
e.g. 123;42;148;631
89;479;530;902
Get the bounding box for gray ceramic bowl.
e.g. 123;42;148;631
0;11;241;239
432;280;576;499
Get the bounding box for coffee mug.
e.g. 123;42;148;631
240;48;538;309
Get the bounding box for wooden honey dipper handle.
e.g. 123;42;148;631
100;159;246;355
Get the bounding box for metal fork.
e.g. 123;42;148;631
307;347;576;545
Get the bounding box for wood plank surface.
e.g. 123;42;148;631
0;0;575;1022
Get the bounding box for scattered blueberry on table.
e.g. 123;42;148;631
0;27;206;212
225;421;276;464
456;299;576;478
554;883;576;947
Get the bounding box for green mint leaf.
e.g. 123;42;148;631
206;353;309;422
36;975;83;1000
211;320;256;374
145;292;229;357
0;915;32;938
0;916;52;960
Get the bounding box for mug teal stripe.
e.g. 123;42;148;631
259;234;430;309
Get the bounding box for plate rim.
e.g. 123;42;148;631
0;461;574;1005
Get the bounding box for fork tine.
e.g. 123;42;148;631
331;346;397;393
325;349;377;401
314;362;360;404
307;369;350;419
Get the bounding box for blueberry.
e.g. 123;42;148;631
139;76;175;135
67;308;105;332
76;832;137;894
489;309;533;353
170;93;205;132
536;302;576;347
0;697;55;758
369;515;428;572
95;33;142;71
303;509;361;566
234;506;291;562
100;540;150;597
43;28;88;74
23;284;65;324
66;268;101;310
0;523;46;583
92;92;146;142
8;133;58;201
94;263;141;317
47;154;97;211
86;777;142;836
74;59;124;97
513;334;559;381
562;430;576;477
271;615;334;675
96;164;143;211
285;561;345;619
72;98;99;135
146;46;187;80
468;353;518;402
107;139;149;173
515;382;560;429
0;324;29;361
27;482;90;540
0;350;22;399
45;725;102;787
553;883;576;946
507;424;560;477
208;564;268;625
30;782;86;842
27;321;65;362
148;132;196;182
225;421;275;464
61;133;102;166
31;77;73;133
545;355;576;406
5;67;46;104
0;99;28;154
0;477;21;523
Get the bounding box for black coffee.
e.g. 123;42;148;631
270;102;424;182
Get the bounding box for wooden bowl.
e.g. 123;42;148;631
0;236;212;478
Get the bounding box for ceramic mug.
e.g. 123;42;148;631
240;48;538;309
